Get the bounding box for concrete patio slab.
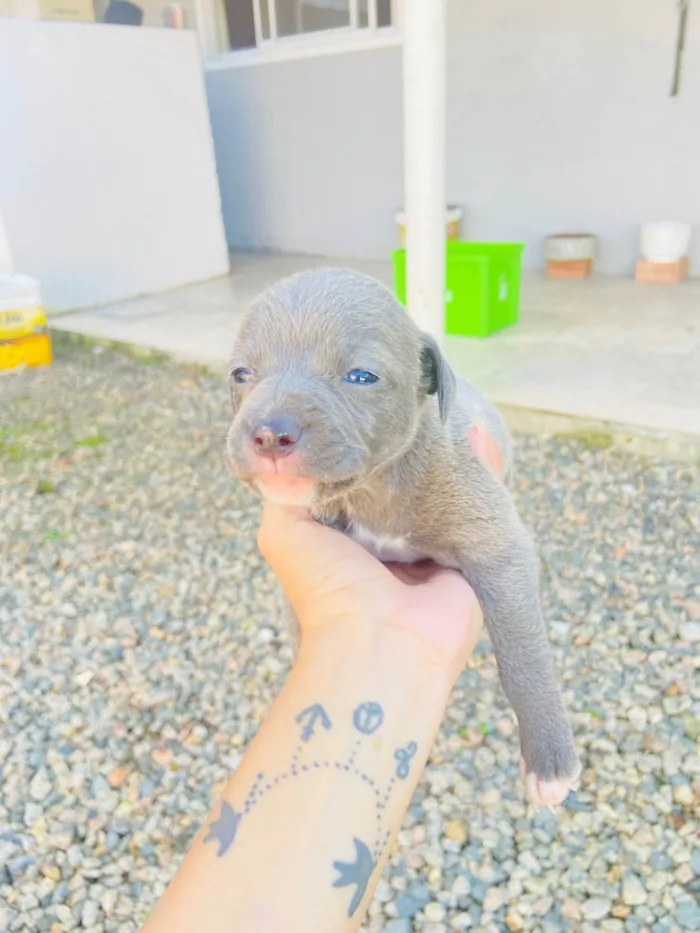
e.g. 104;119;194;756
50;252;700;450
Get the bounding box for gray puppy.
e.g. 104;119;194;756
225;267;581;807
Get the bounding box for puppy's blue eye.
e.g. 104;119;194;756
231;367;254;384
344;369;379;385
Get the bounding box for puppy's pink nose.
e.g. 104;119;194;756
251;416;302;458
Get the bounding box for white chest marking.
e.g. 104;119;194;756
347;523;427;564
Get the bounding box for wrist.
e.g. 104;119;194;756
295;616;457;705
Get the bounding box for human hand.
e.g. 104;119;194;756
257;504;483;683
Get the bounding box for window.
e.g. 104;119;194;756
0;0;196;30
0;0;397;63
211;0;396;59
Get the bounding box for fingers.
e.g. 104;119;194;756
257;502;384;609
256;503;318;591
257;502;311;559
468;423;504;482
257;504;483;663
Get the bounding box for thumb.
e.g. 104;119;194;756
257;503;384;611
256;503;318;588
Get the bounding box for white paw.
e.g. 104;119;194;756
520;758;582;808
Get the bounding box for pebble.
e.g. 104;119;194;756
482;887;504;913
583;898;613;921
601;921;625;933
669;842;692;865
651;852;675;871
678;622;700;642
673;784;695;807
54;905;73;925
425;902;448;922
29;770;53;802
107;765;132;789
628;707;648;730
451;875;470;898
622;875;648;906
505;911;525;931
396;886;431;919
518;851;541;875
445;820;468;845
677;900;700;931
562;899;583;922
80;899;100;926
7;854;37;878
532;896;554;916
450;913;474;930
1;346;698;933
647;872;670;893
384;921;411;933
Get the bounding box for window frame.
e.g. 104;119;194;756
199;0;402;68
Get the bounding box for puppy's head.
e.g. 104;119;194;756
225;268;455;506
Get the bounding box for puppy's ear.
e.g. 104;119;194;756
419;332;456;423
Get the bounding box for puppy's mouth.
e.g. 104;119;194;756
252;454;368;507
251;448;304;477
245;449;311;506
225;430;368;507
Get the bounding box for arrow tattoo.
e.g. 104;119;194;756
295;703;332;742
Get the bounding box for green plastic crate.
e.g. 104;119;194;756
393;241;524;338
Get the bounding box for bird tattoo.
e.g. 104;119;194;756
332;837;376;917
203;800;242;857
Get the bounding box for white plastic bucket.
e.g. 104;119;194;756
640;222;691;264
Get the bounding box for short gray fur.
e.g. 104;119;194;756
225;268;580;795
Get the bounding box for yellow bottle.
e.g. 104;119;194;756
0;274;53;372
0;215;52;372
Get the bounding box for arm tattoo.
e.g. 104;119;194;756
332;837;375;916
202;700;418;918
202;801;241;857
295;703;332;740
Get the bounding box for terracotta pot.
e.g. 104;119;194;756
636;257;689;284
545;259;593;280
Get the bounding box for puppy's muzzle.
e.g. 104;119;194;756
250;414;302;460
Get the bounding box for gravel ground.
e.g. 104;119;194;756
1;338;699;933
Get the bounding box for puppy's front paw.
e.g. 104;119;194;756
520;759;581;807
519;739;581;808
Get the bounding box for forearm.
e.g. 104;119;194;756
142;619;456;933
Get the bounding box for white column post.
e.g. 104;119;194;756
401;0;447;345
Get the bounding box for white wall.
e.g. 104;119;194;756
0;19;230;311
206;45;404;259
446;0;700;274
206;0;700;274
